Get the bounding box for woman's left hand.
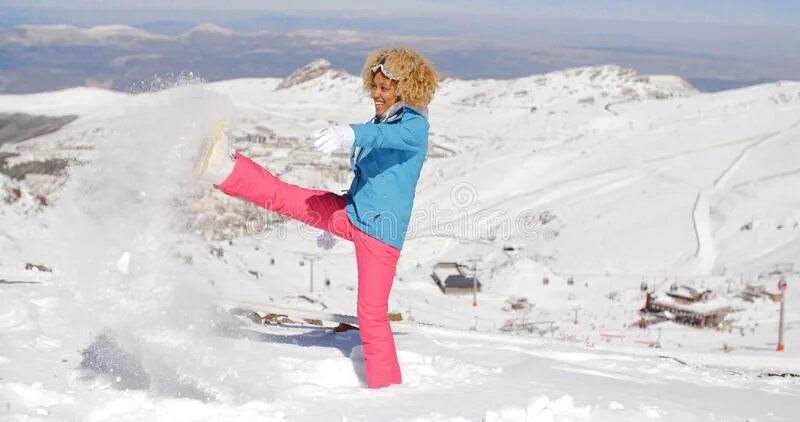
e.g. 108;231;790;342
310;125;355;154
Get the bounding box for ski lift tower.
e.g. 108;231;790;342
299;253;321;293
777;277;788;352
463;257;482;307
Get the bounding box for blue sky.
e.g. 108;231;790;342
4;0;799;27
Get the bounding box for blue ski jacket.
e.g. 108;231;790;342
345;106;429;250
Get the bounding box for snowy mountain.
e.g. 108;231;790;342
0;24;169;47
0;24;368;94
1;63;798;421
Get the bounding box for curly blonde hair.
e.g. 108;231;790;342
361;47;438;107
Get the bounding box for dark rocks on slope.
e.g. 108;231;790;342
0;113;78;145
1;158;72;180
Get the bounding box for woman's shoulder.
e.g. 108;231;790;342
399;107;429;132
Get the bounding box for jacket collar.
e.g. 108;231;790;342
406;104;429;119
374;101;429;123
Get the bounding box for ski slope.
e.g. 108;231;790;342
1;63;799;420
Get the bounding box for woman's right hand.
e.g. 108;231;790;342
310;125;355;154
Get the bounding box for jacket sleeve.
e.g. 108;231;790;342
350;117;429;152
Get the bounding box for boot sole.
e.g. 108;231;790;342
195;120;227;179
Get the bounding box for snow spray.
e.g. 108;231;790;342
42;80;264;401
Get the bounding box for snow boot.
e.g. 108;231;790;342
195;120;235;185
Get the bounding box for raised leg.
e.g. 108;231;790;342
216;152;355;241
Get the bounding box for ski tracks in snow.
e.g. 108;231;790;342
691;118;800;273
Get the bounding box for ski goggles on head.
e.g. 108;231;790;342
370;63;400;81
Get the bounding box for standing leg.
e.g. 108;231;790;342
353;228;402;388
216;152;354;240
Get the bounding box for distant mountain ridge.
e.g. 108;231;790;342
1;24;791;95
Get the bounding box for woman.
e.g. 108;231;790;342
196;47;438;388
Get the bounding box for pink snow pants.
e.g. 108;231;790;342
217;152;402;388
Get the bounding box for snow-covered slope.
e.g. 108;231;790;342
1;63;798;420
0;87;129;116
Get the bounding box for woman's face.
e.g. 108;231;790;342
370;71;400;117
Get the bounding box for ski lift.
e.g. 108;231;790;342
567;276;574;286
640;282;649;292
670;283;678;292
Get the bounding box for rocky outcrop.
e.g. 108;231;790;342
0;113;78;145
275;59;333;90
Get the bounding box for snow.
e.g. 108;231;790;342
178;24;235;40
0;87;128;116
0;63;799;420
1;25;168;47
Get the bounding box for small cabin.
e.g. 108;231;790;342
431;262;482;295
640;293;734;329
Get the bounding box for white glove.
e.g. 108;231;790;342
310;125;355;154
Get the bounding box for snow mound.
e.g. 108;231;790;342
281;348;363;388
484;395;592;422
0;293;40;332
82;394;284;422
400;350;504;388
1;381;75;411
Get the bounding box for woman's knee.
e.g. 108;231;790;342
357;302;388;322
